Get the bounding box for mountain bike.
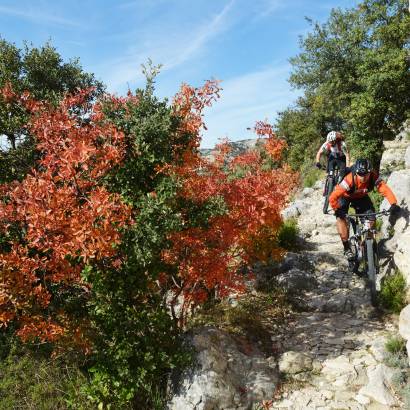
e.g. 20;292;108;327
322;163;341;214
347;209;390;306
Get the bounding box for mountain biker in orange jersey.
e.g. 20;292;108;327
329;158;400;260
315;131;350;183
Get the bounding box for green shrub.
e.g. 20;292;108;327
302;167;323;188
385;336;407;355
384;335;410;410
277;218;299;250
379;271;407;313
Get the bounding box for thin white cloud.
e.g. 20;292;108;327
0;5;80;27
200;64;300;148
253;0;284;20
166;0;235;69
101;0;235;92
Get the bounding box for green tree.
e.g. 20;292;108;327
286;0;410;167
275;93;329;170
0;39;104;182
83;80;191;408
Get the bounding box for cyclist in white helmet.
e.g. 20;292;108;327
315;131;350;182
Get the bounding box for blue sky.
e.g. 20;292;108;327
0;0;359;148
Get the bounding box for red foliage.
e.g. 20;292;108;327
164;82;298;323
0;88;131;342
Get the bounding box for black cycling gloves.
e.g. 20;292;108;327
315;162;322;169
390;204;401;215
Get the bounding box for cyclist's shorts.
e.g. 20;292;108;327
327;155;346;173
335;195;376;220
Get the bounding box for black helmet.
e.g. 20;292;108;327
355;158;371;176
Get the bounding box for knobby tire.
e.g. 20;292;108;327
365;239;378;306
323;177;334;214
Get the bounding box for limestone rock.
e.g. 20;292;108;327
281;203;300;220
277;252;313;273
321;355;356;382
379;168;410;288
405;145;410;169
393;231;410;288
168;327;278;409
369;337;389;362
296;187;314;199
399;304;410;340
380;133;409;174
380;169;410;217
358;364;396;406
281;199;306;220
278;351;313;374
276;268;317;294
355;393;371;405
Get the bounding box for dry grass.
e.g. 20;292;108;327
188;288;292;355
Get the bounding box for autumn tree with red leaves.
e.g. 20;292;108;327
0;87;131;345
0;72;296;407
163;118;297;322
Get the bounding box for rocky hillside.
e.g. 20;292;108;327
200;139;261;162
168;132;410;410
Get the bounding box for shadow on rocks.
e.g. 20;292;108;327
379;203;409;275
252;252;315;292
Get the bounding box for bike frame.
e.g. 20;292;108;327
347;210;390;306
323;163;341;214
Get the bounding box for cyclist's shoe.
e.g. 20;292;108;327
344;249;355;261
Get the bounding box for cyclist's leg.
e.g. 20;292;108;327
327;156;337;174
335;198;351;254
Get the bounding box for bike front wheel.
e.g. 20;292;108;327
365;239;378;306
323;177;334;214
348;238;360;273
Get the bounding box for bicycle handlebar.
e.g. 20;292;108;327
327;209;391;218
346;210;391;218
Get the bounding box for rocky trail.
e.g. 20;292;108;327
271;182;402;409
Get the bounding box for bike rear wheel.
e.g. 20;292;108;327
365;239;378;306
323;177;334;214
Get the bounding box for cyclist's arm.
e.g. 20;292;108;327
315;143;327;163
375;178;397;205
315;147;323;164
329;184;346;209
329;175;351;209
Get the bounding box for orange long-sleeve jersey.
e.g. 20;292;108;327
329;171;397;210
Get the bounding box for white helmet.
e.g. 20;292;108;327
326;131;337;143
